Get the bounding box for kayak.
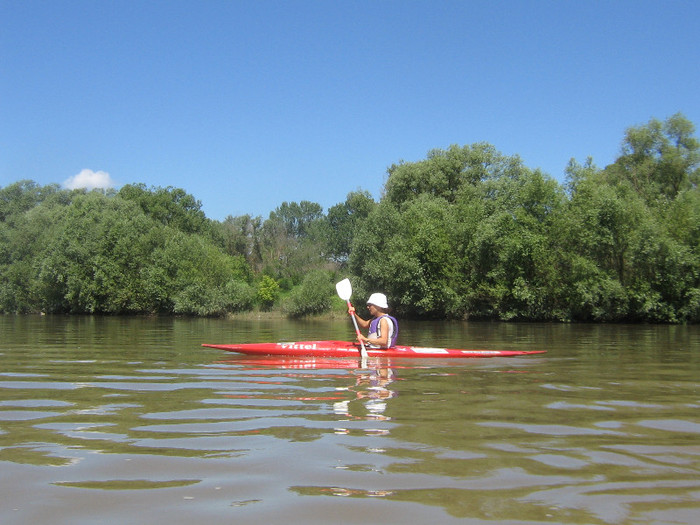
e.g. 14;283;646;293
202;340;545;359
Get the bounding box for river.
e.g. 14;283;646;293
1;315;698;524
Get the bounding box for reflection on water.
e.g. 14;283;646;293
0;315;699;524
333;365;396;427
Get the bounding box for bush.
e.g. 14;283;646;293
282;270;334;317
172;280;255;316
224;280;256;312
256;275;280;310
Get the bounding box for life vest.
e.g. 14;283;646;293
368;314;399;348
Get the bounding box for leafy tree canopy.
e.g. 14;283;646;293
2;113;698;322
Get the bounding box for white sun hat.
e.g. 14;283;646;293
366;293;389;309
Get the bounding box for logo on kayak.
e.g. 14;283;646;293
278;342;318;350
410;347;449;354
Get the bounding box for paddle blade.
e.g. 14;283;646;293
335;278;352;301
336;278;368;361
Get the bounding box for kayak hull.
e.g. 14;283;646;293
202;340;545;359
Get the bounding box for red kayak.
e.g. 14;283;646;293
202;340;545;359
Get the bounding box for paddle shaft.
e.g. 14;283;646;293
345;299;368;359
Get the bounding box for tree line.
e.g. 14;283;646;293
1;113;698;322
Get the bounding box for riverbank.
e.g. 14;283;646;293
226;308;349;321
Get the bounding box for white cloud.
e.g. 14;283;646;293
63;169;115;190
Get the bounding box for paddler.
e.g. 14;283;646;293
348;292;399;349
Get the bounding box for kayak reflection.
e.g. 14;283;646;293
215;356;371;370
214;356;397;423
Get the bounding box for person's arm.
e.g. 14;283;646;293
348;306;370;330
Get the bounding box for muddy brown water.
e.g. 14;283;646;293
1;316;698;524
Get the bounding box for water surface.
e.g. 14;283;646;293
1;316;698;524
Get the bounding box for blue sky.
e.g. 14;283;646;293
2;1;699;221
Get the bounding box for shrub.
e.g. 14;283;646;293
282;270;333;317
256;275;280;310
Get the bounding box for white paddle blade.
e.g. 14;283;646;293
335;278;352;301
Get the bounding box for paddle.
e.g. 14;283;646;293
335;278;369;360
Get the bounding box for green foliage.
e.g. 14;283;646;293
352;148;568;321
556;116;700;322
1;112;698;323
384;143;504;206
173;279;255;316
217;214;264;269
118;183;210;234
0;180;62;222
458;168;566;321
325;190;375;263
0;184;254;316
282;270;334;317
269;200;324;238
347;115;699;322
351;195;461;317
36;193;159;313
256;275;280;310
605;113;700;204
256;200;330;284
564;255;629;321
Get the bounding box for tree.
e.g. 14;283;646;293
0;183;255;316
564;140;700;322
118;183;209;235
282;269;334;317
383;143;522;207
455;167;566;320
259;201;328;284
325;190;375;263
256;275;280;310
217;214;264;270
357;143;568;320
0;191;69;312
3;113;699;322
605;113;700;204
559;172;640;321
268;200;324;239
350;195;461;317
0;180;63;223
35;192;154;313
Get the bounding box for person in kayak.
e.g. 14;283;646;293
348;292;399;349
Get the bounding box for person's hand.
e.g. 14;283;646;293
348;305;356;315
